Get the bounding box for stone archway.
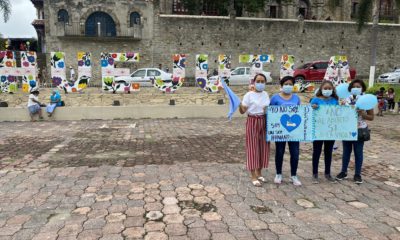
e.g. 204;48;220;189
80;7;121;36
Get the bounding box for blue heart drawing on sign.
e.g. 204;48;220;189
351;132;357;137
280;114;302;132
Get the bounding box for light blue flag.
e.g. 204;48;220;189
222;81;241;120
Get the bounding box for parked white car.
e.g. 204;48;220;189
115;68;172;87
209;67;272;85
378;69;400;84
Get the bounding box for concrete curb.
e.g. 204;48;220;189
0;105;246;122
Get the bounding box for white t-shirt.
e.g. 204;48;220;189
242;91;270;115
28;94;38;107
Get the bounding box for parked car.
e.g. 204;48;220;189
294;61;357;82
209;67;272;85
378;69;400;84
115;68;172;87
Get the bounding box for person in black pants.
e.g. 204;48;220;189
310;81;339;183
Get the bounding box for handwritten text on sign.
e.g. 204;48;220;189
313;105;358;141
266;105;358;142
267;105;313;142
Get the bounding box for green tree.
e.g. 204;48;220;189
329;0;400;87
0;0;11;22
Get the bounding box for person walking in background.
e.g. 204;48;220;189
336;79;374;184
270;76;302;186
239;74;270;187
69;66;75;82
376;87;386;116
46;89;62;117
310;81;339;183
387;88;396;112
27;87;44;122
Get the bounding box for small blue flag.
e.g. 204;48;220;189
222;81;241;120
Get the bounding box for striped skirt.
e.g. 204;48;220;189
246;115;270;171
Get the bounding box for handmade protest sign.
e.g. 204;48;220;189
267;105;358;142
267;105;313;142
312;105;358;141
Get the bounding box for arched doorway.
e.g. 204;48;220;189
85;12;116;37
298;0;310;19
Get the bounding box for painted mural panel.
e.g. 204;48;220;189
0;51;17;93
155;54;185;93
50;52;67;91
21;51;37;93
101;52;140;93
324;56;351;86
280;54;295;79
195;54;221;93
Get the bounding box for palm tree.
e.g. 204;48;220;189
0;0;11;23
330;0;400;87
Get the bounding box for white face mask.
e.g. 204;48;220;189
322;89;333;97
282;85;293;94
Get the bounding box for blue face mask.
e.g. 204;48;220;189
282;85;293;94
351;88;362;96
322;89;333;97
255;83;265;92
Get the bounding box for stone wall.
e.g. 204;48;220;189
43;1;400;85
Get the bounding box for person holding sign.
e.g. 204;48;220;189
270;76;302;186
239;74;270;187
336;79;374;184
310;81;339;183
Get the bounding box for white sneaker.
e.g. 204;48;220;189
274;174;282;184
290;176;302;186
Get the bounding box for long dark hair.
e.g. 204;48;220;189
316;80;338;100
251;73;267;84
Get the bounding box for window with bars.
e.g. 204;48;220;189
173;0;188;14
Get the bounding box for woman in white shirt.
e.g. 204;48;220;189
28;87;44;122
239;74;270;186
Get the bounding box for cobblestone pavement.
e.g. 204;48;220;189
0;116;399;240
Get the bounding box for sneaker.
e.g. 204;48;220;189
274;174;282;184
325;174;337;182
335;172;348;181
354;174;363;184
312;174;319;184
290;176;302;186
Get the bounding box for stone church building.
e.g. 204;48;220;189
30;0;400;80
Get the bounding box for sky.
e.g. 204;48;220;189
0;0;37;38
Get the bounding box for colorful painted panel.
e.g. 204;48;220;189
50;52;67;91
155;54;185;93
218;54;231;78
0;51;17;93
280;54;295;79
324;56;351;86
195;54;220;93
101;52;140;93
21;51;37;92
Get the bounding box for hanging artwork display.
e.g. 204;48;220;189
0;51;17;93
280;54;295;79
239;54;274;89
101;52;140;93
324;56;351;86
20;51;37;93
195;54;221;93
218;54;232;78
155;54;185;93
50;52;67;91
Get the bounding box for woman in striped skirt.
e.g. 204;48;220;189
239;74;270;187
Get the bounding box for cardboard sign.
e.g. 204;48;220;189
267;105;358;142
313;105;358;141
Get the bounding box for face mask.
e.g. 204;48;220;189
255;83;265;92
351;88;362;96
282;85;293;94
322;89;333;97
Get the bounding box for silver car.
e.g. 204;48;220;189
209;67;273;85
378;69;400;84
115;68;172;87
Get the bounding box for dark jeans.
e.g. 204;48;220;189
312;140;335;175
275;142;300;176
388;99;395;110
341;140;365;176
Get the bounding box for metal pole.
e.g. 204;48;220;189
97;22;101;37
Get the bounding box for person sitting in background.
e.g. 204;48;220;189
46;90;62;117
28;87;43;122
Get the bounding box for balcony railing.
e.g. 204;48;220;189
56;22;142;40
